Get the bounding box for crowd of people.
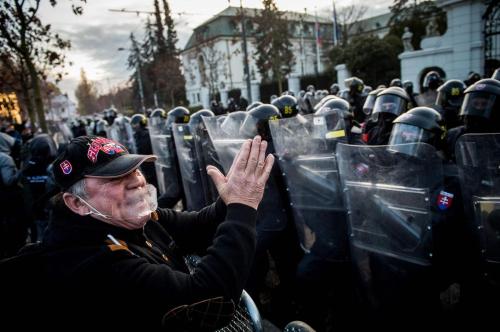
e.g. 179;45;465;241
1;68;499;331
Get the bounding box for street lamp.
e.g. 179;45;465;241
118;47;146;113
239;0;252;102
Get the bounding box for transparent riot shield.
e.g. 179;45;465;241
190;120;219;205
269;114;349;261
204;116;289;232
337;142;442;310
172;123;209;211
456;133;500;282
148;117;182;201
108;116;137;153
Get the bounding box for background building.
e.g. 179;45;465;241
399;0;496;92
181;6;334;107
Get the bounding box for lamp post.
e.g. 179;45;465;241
239;0;252;102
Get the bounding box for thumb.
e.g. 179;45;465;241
206;165;226;189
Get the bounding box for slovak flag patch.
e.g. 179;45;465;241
437;190;454;210
60;160;72;175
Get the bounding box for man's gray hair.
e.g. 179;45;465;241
66;178;88;199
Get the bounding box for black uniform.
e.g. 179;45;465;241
2;198;257;331
133;126;158;189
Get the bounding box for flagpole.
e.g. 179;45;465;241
333;1;338;46
315;9;321;74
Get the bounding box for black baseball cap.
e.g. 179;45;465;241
52;135;157;190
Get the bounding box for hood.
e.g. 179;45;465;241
0;133;15;154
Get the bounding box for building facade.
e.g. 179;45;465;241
181;6;334;107
399;0;497;92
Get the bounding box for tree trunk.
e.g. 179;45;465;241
19;68;36;127
26;58;47;133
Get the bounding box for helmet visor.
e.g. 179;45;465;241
373;94;407;116
389;123;434;156
460;92;496;119
362;94;377;115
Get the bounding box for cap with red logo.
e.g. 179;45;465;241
52;136;156;190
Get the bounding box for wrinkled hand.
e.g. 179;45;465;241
207;136;274;210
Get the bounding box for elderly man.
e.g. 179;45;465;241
4;134;274;331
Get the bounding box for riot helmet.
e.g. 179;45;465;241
363;88;385;116
436;80;466;130
313;95;338;112
437;79;466;109
329;83;340;95
338;89;350;101
95;119;108;136
390;78;403;88
240;104;281;140
220;111;246;136
314;98;352;143
389;107;445;157
363;86;373;95
372;87;410;117
345;76;364;95
459;78;500;133
167;107;190;128
403;80;414;95
422;71;442;91
272;95;299;118
464;71;481;87
246;101;263;112
150;108;167;129
492;68;500;81
306;85;315;93
188;109;214;128
130;113;148;131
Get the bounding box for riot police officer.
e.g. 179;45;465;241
329;83;340;95
240;104;302;326
417;71;443;106
389;78;402;88
464;71;481;87
272;95;299;118
435;79;466;130
386;107;468;326
152;107;189;209
403;80;419;108
131;113;158;189
363;87;410;145
445;78;500;161
344;76;366;123
315;97;360;145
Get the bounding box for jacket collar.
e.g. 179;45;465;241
43;200;145;248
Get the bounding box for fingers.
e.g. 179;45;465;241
227;144;243;179
207;165;226;190
255;139;267;176
257;154;274;184
245;136;261;174
234;139;252;173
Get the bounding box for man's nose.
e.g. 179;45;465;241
125;168;145;188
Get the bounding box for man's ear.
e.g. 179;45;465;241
62;193;90;216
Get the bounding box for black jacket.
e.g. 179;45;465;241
2;198;257;331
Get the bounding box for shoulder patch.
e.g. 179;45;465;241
437;190;454;210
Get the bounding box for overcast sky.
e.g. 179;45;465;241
38;0;392;101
